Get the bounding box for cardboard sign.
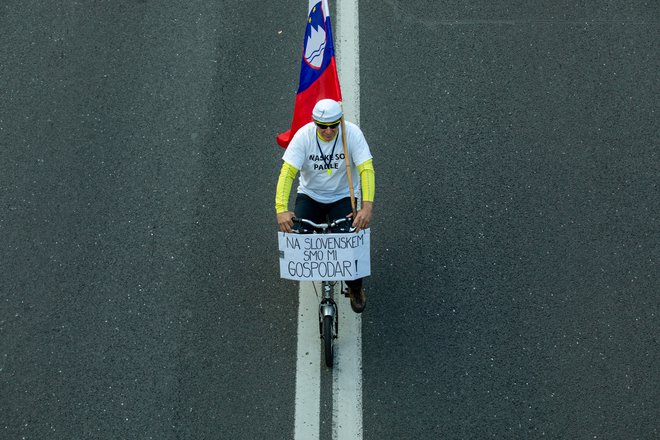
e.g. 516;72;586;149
278;229;371;281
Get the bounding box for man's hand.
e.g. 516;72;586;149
352;201;373;232
277;211;295;233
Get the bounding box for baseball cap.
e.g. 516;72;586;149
312;99;343;123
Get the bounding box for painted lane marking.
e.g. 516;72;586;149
336;0;360;126
334;0;363;437
332;299;362;440
294;0;362;439
294;282;321;440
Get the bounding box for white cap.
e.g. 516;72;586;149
312;99;343;123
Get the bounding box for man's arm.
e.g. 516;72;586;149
275;161;298;233
353;159;375;231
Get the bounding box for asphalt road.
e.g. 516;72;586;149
1;1;658;439
360;1;658;438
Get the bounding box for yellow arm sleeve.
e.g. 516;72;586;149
275;161;299;213
357;159;375;203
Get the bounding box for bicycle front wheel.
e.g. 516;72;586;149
322;315;334;368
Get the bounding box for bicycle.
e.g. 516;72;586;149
291;216;353;368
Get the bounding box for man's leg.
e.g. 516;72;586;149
294;194;326;225
327;196;354;228
328;197;366;313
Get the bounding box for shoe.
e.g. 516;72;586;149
348;287;366;313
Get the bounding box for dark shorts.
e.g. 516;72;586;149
293;193;353;226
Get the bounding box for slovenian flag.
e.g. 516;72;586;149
276;0;342;148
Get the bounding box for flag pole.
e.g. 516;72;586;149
339;114;357;218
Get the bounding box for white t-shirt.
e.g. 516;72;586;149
282;121;372;203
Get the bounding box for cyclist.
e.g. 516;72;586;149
276;99;375;313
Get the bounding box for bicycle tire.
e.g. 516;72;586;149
322;314;334;368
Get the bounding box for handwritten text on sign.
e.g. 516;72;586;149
278;229;371;281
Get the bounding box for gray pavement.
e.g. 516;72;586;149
2;1;299;438
1;1;658;439
361;1;658;439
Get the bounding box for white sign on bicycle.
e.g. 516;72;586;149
278;229;371;281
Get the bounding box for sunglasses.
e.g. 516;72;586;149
315;121;340;129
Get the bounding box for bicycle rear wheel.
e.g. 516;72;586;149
322;315;334;368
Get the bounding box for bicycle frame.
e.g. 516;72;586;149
291;216;353;367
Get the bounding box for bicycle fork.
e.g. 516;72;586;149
319;281;338;338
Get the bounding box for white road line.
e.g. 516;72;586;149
335;1;363;439
294;282;321;440
332;296;363;440
294;1;362;439
336;0;360;125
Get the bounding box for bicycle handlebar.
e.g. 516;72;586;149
292;216;353;233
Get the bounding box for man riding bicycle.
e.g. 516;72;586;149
276;99;375;313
